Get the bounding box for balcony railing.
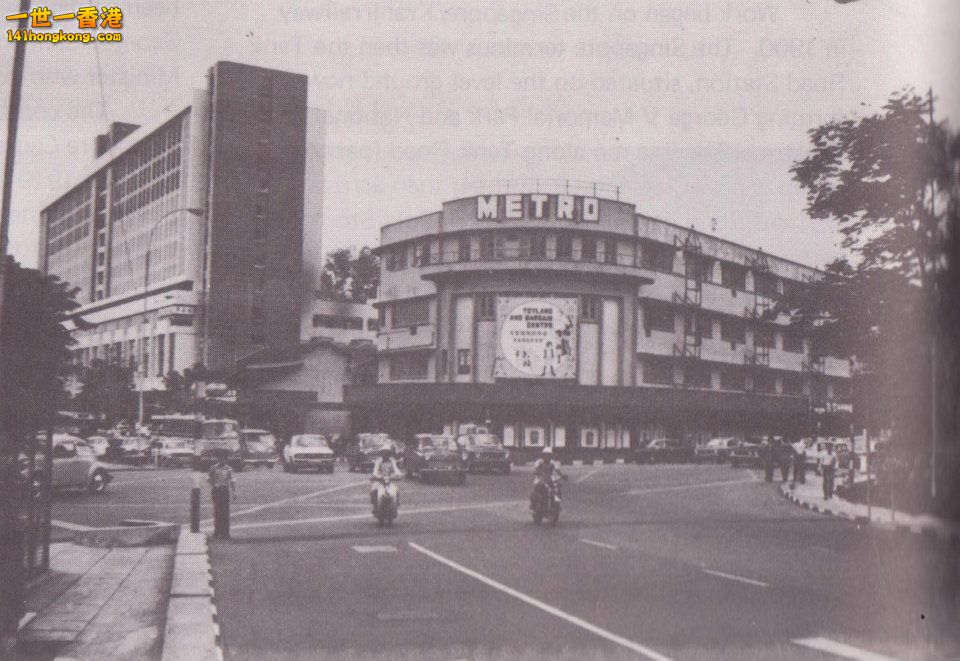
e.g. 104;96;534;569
416;245;641;270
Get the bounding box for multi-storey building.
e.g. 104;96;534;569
345;185;851;458
40;61;320;389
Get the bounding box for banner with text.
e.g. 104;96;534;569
495;297;577;380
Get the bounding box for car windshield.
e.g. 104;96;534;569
202;421;238;439
360;436;390;450
706;439;725;448
245;433;276;449
466;435;499;447
421;437;456;450
296;436;328;448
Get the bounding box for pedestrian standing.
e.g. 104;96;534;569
762;438;774;482
793;446;806;485
778;440;790;482
208;451;236;539
821;444;836;500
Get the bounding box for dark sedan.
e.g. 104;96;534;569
347;433;397;473
457;433;511;474
729;442;762;468
403;434;466;484
240;429;279;469
635;438;691;464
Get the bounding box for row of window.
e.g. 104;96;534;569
383;232;804;297
72;333;177;377
48;223;90;257
311;314;379;331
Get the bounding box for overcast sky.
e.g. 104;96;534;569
1;0;958;270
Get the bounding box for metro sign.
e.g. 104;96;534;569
476;194;600;223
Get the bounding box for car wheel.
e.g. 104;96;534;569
88;470;108;494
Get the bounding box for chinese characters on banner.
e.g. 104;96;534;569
496;297;578;380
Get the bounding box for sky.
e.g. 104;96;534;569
1;0;958;270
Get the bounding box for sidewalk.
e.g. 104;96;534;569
781;479;960;543
18;542;174;660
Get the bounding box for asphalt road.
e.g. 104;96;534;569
52;462;960;660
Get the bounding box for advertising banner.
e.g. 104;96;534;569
494;297;577;379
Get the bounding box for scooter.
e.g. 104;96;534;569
531;475;563;526
373;475;399;527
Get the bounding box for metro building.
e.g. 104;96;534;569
346;187;852;458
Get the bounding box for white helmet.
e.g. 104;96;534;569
542;447;553;456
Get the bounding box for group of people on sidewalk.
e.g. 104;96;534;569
761;438;841;501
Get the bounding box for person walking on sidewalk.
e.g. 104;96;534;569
821;443;837;500
208;451;236;539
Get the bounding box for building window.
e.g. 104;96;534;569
580;428;599;448
581;295;599;323
685;255;714;282
414;242;430;267
476;294;496;321
438;349;448;378
556;235;572;260
156;334;165;376
684;311;713;339
168;334;175;373
720;366;745;391
753;370;776;394
386;249;398;271
367;319;379;332
754;325;776;349
457;349;472;376
393;298;431;327
641;241;675;272
603;239;618;265
720;262;747;292
397;246;408;270
530;234;547;259
720;317;745;345
643;356;674;385
581;236;597;261
755;272;778;298
643;301;674;335
390;352;429;380
782;373;802;395
782;328;802;353
458;237;471;262
684;362;712;389
378;306;387;329
480;234;495;260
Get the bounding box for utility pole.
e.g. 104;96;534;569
927;86;938;503
0;1;31;651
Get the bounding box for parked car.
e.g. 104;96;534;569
457;432;511;473
636;438;690;464
154;438;194;467
46;436;113;493
118;435;151;465
729;441;762;468
85;435;111;458
240;429;280;469
403;434;466;484
694;437;741;464
347;433;398;473
283;434;336;473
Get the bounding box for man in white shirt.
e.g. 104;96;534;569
821;444;837;500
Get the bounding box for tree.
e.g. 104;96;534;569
317;246;379;303
788;88;959;510
164;363;221;413
76;359;136;427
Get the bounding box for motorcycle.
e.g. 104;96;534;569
373;475;399;527
531;475;563;526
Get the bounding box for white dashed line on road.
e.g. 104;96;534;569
580;538;618;551
626;478;757;496
200;479;369;524
352;545;397;553
409;542;673;661
575;465;605;483
792;637;897;661
701;568;769;588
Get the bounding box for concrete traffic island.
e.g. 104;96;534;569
73;519;181;548
160;528;222;661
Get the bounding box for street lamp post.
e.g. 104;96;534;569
137;207;204;424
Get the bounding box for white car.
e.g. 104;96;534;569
157;438;196;467
85;435;111;458
694;438;741;464
29;436;113;493
283;434;336;473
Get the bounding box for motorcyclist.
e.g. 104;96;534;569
370;446;402;511
530;447;564;509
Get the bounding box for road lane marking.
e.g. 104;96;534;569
626;478;757;496
352;545;397;553
575;465;605;483
701;569;768;588
409;542;672;661
220;499;524;531
200;479;368;524
51;519;97;531
792;637;896;661
580;538;618;551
